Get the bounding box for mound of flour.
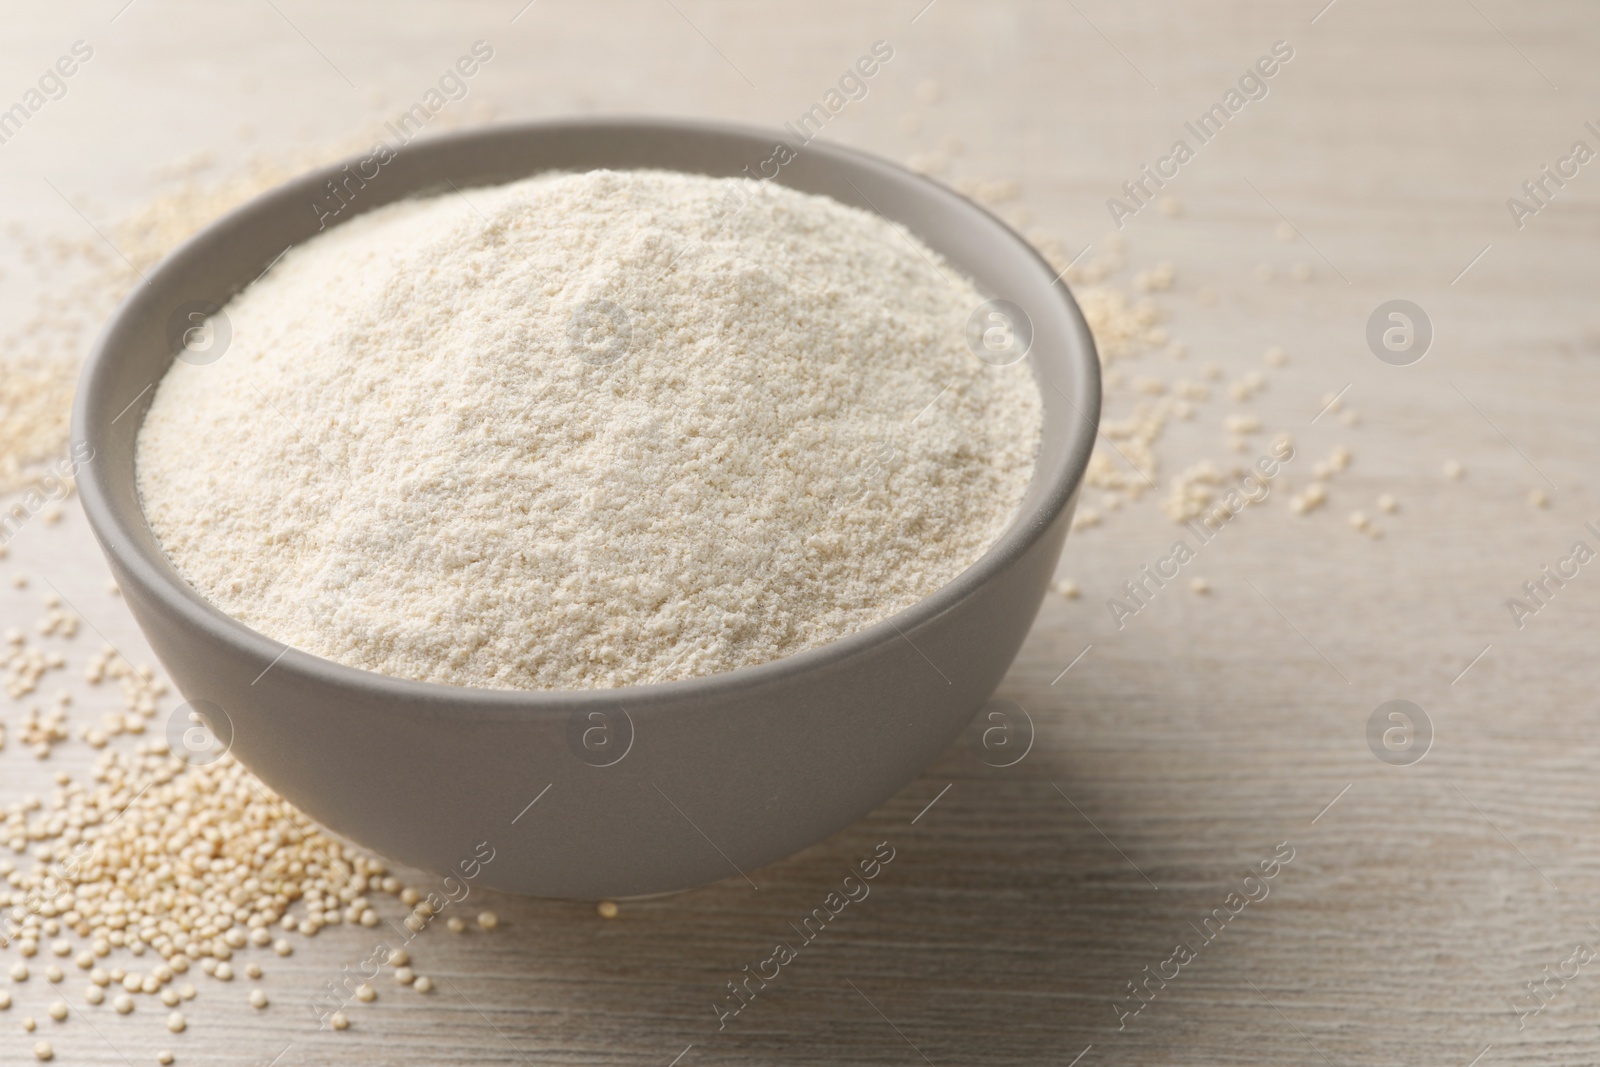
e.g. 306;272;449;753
136;169;1041;691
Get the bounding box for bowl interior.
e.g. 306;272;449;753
73;117;1100;708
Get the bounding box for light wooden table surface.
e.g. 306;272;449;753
4;1;1600;1064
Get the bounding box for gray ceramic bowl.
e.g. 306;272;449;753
73;117;1100;899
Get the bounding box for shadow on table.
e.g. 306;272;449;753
428;674;1306;1067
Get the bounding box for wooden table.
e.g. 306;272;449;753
3;1;1599;1063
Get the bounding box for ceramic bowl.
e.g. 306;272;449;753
73;117;1100;898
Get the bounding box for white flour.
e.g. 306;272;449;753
136;169;1041;691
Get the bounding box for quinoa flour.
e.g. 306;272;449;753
136;169;1041;690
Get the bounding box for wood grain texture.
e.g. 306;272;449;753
3;1;1600;1064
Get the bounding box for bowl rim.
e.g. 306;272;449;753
73;115;1102;714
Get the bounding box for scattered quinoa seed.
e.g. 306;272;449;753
413;976;433;994
167;1010;185;1032
47;1000;67;1022
597;900;619;920
330;1010;350;1030
34;1039;52;1061
158;1052;175;1065
355;983;376;1003
249;989;268;1009
1377;494;1398;513
1190;577;1210;594
1529;488;1549;508
1444;460;1464;480
478;911;498;930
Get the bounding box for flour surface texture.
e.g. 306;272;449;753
137;170;1042;691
